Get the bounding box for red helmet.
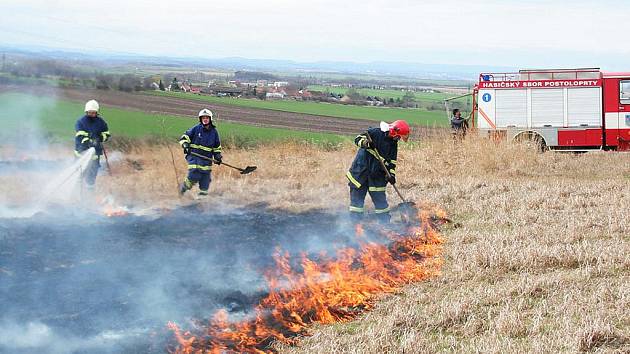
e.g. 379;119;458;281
389;120;410;142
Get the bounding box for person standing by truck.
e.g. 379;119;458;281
450;108;468;140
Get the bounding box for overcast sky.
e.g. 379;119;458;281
1;0;628;70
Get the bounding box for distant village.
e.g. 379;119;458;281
157;77;441;108
0;54;458;110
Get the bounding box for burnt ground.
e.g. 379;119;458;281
0;204;400;353
0;84;443;138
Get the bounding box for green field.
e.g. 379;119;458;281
307;85;471;106
146;91;450;127
0;92;347;147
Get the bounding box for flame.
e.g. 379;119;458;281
355;223;365;238
103;206;129;218
168;207;446;353
99;195;129;217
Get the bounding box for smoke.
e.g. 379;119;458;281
0;204;380;352
0;320;142;354
0;89;58;153
0;148;94;218
39;148;95;204
0;89;100;218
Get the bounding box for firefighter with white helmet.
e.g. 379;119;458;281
74;99;111;190
178;108;222;197
346;120;410;223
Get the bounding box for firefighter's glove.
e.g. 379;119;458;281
214;154;222;165
88;139;99;148
182;142;190;155
359;139;373;149
387;175;396;185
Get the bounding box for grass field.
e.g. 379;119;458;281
0;130;628;352
308;84;472;105
146;91;449;126
0;92;347;147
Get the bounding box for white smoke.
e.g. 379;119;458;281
0;91;58;154
0;320;144;354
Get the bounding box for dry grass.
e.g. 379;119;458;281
1;133;629;353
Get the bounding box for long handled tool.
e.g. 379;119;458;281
189;151;257;175
98;142;113;176
364;132;416;218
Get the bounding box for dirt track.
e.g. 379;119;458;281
2;85;441;137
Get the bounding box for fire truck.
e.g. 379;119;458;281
471;68;630;151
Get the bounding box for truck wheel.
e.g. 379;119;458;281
514;132;547;153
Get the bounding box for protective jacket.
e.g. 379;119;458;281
451;116;468;131
74;115;110;156
347;127;397;189
179;124;222;172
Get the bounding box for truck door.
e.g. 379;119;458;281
618;79;630;150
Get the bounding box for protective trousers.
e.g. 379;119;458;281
183;170;212;195
349;182;390;223
83;157;101;188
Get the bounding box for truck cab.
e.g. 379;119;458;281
602;73;630;150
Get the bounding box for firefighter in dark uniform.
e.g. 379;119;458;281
346;120;410;223
451;108;468;140
74;99;111;190
178;108;222;198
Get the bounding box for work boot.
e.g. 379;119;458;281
375;212;391;224
178;182;188;196
349;212;364;224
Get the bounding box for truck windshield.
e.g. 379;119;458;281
621;80;630;103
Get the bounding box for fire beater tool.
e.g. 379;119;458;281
189;151;257;175
364;131;416;220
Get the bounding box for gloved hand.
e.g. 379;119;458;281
88;139;99;148
182;142;190;155
387;175;396;185
214;154;222;165
359;139;374;149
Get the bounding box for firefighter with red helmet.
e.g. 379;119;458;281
346;120;410;223
178;108;222;198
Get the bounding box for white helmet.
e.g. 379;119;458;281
85;99;99;113
198;108;215;126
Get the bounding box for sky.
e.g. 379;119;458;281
0;0;628;70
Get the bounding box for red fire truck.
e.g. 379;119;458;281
472;68;630;151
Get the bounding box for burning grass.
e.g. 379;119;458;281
167;210;445;353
